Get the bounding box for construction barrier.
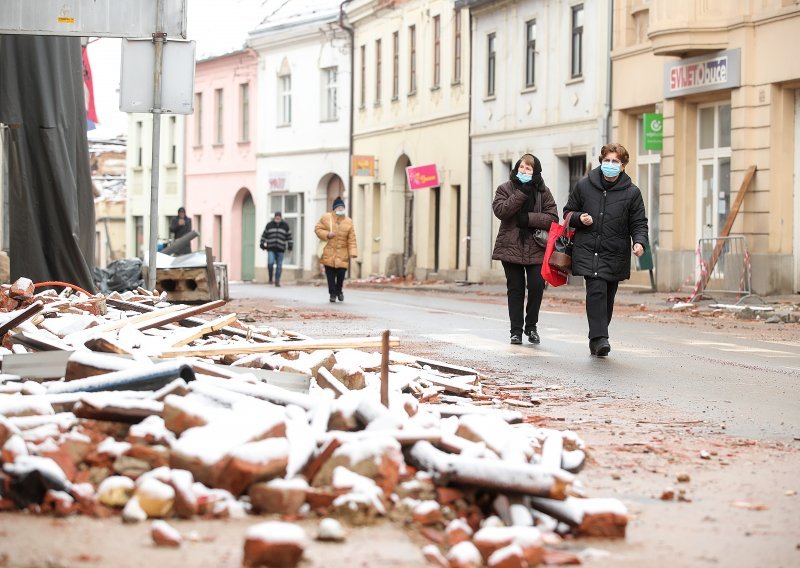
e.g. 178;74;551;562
690;235;751;302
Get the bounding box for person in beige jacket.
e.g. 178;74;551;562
315;196;358;302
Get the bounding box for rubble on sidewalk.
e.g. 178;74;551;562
0;278;629;566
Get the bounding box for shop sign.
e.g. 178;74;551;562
406;164;439;190
643;113;663;151
664;48;741;99
268;172;288;192
351;155;375;177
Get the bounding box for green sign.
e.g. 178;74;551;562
643;113;663;151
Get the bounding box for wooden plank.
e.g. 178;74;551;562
84;336;133;355
0;301;44;340
415;356;479;376
167;313;238;347
75;303;186;337
135;299;226;331
205;246;219;302
380;330;390;408
159;335;400;358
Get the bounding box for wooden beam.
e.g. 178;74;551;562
159;335;400;358
380;329;390;408
0;301;43;340
135;300;226;331
167;313;238;347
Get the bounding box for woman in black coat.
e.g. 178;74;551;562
492;154;559;345
563;143;649;357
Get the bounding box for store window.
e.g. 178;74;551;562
697;103;731;239
637;115;661;249
269;193;303;265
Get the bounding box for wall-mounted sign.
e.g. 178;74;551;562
351;155;375;177
643;113;663;151
406;164;439;191
664;48;741;99
268;172;288;192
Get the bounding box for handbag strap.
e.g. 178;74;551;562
560;212;574;240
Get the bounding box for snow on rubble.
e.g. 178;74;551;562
0;278;627;567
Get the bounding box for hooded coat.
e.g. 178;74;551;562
315;212;358;269
491;157;558;265
563;166;649;281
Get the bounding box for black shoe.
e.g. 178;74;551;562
337;293;344;302
510;334;523;345
526;328;540;344
275;282;281;287
590;337;611;357
329;295;336;303
268;279;273;284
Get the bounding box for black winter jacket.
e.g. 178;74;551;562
563;167;649;281
260;220;293;253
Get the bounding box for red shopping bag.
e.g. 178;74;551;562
541;213;575;287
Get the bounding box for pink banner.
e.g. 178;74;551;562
406;164;439;190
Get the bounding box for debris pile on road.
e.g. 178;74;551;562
0;278;628;567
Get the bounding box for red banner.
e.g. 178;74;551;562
406;164;439;190
82;46;98;129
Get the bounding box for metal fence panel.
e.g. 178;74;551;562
693;235;751;300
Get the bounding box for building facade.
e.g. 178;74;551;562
459;0;612;283
90;139;127;267
125;113;185;260
185;49;259;281
612;0;800;295
346;0;471;280
248;1;351;281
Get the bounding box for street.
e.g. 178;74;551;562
230;281;800;441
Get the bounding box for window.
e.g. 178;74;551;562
359;44;366;108
432;15;441;88
487;33;496;97
697;103;732;239
136;121;143;166
239;83;250;142
392;31;399;99
194;93;202;146
409;25;417;94
214;88;223;144
323;67;338;121
453;9;462;83
375;39;382;104
168;116;177;164
134;216;144;257
571;4;584;78
525;20;536;88
279;75;291;125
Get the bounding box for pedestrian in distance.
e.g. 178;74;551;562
168;207;192;255
315;196;358;303
259;211;293;287
492;153;559;345
563;142;649;357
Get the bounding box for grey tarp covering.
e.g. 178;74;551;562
0;34;95;291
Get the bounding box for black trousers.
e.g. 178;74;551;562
584;276;619;339
501;262;546;336
324;266;347;296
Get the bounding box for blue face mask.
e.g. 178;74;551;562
516;172;533;184
601;162;622;178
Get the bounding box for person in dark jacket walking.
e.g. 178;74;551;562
259;212;293;286
492;154;559;345
169;207;193;255
563;143;649;357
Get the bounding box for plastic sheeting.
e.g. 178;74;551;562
0;34;96;291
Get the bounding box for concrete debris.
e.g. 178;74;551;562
0;280;630;565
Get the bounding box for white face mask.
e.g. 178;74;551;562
335;209;346;216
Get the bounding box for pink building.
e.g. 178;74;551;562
185;49;259;281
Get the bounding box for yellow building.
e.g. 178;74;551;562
347;0;471;280
612;1;800;294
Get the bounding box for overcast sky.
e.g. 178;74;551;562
87;0;266;140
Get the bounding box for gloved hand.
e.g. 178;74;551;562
259;240;267;250
517;211;529;229
287;245;293;252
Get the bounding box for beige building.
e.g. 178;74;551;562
612;1;800;295
347;0;471;280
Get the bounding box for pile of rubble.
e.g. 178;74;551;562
0;278;628;567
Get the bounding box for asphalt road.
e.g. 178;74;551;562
231;282;800;441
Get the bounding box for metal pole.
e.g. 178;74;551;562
146;0;166;290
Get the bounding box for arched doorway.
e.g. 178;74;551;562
326;174;345;210
241;194;255;280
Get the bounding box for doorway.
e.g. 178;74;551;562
241;195;255;280
431;186;441;273
794;90;800;292
696;103;732;239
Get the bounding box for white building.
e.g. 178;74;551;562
458;0;613;283
125;113;186;258
248;1;352;281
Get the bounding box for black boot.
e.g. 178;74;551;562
526;327;540;344
590;337;611;357
329;295;336;303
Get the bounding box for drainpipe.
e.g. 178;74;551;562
604;0;614;144
338;1;355;216
465;8;473;281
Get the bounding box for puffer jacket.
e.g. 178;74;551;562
315;212;358;269
563;167;649;281
491;180;558;265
